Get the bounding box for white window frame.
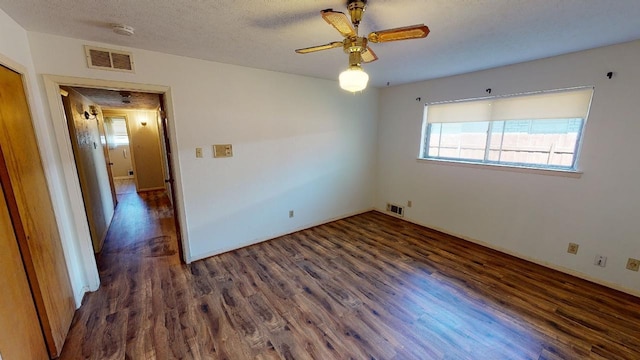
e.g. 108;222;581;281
419;87;593;174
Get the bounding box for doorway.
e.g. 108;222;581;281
50;80;186;265
103;114;136;196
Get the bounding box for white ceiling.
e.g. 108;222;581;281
2;0;640;87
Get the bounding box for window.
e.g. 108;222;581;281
420;88;593;171
104;117;130;148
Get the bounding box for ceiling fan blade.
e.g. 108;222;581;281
361;47;378;63
295;41;343;54
321;10;356;38
368;24;430;43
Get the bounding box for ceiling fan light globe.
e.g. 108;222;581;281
339;67;369;92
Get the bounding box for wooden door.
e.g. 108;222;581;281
96;111;118;206
61;90;116;252
0;65;75;358
61;93;102;252
0;145;49;360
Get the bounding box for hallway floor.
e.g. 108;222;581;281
114;178;136;196
59;190;180;359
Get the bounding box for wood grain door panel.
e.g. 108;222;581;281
0;65;75;358
0;145;48;360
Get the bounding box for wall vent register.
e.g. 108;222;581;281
84;45;135;73
386;203;404;217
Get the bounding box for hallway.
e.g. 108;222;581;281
59;189;180;359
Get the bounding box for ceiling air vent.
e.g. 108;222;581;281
386;203;404;217
84;45;135;73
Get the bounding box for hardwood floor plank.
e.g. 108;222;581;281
99;311;127;360
279;306;353;360
60;192;640;359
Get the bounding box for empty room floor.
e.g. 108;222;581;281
59;193;640;359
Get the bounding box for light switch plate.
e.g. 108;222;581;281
213;144;233;158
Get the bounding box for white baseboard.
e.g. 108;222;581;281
188;207;375;263
374;209;640;298
74;285;90;309
138;186;166;192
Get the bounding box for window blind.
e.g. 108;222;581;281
426;88;593;124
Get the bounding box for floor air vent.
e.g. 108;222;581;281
85;45;135;73
386;203;404;217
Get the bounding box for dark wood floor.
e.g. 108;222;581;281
60;191;640;359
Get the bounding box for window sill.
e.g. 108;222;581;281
416;158;583;178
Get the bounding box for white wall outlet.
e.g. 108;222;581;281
289;210;294;218
594;255;607;267
567;243;579;254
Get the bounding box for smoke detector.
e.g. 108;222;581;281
112;24;135;36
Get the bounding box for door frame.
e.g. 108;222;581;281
42;75;189;269
102;112;140;192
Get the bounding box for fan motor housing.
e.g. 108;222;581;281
347;0;367;25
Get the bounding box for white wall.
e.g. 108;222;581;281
108;144;133;178
377;40;640;295
27;32;378;263
0;9;97;306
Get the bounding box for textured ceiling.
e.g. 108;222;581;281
72;87;161;110
2;0;640;87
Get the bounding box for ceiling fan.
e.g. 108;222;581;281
295;0;430;92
